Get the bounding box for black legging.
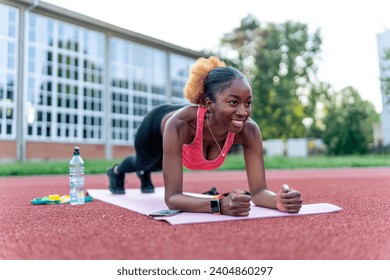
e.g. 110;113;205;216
117;104;185;174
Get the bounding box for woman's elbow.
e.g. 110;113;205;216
164;195;177;210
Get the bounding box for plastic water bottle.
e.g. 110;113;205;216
69;146;84;205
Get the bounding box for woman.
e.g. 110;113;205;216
107;56;303;216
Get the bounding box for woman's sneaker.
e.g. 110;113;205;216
107;164;125;194
137;171;155;193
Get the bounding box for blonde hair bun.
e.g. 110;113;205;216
184;56;226;105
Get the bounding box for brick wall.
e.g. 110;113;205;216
0;141;17;160
112;145;135;159
0;141;135;161
26;142;105;160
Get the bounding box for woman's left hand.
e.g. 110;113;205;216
276;184;303;213
220;189;252;216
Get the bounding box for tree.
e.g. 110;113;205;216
218;14;322;140
379;49;390;103
303;81;333;139
215;14;379;155
322;87;379;155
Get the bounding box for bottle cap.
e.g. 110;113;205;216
74;146;80;156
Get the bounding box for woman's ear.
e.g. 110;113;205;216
205;98;215;112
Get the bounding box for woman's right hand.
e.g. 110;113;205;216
220;189;251;216
276;184;303;213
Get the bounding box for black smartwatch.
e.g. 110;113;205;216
210;195;223;214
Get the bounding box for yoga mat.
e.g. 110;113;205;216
87;188;342;225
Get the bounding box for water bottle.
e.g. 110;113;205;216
69;146;85;205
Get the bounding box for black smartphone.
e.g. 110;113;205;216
149;209;183;217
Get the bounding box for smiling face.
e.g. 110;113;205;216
206;78;252;134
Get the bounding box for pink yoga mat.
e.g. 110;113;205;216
87;188;342;225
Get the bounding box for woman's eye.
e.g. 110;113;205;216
228;100;238;105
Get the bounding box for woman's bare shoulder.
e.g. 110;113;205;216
174;105;198;119
234;118;261;144
166;105;198;125
162;105;198;136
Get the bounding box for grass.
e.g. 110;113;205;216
0;159;118;177
224;154;390;170
0;154;389;177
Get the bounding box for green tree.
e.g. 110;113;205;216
303;81;333;138
219;14;322;140
322;87;379;155
380;49;390;103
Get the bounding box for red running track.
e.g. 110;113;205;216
0;167;389;260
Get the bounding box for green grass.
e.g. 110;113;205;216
0;159;118;177
223;154;390;170
0;154;389;177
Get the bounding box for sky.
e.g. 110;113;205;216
43;0;390;113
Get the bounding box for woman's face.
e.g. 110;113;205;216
211;78;252;134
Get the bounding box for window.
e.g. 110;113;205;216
110;38;170;144
0;4;18;139
26;13;105;142
170;54;194;104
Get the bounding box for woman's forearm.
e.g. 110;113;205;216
251;189;278;210
165;193;212;213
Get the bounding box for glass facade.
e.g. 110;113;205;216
170;54;194;105
0;4;18;139
110;38;172;144
0;1;197;156
26;12;105;142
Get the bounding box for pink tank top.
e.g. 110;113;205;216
182;106;235;170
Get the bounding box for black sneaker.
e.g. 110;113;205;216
107;164;125;194
137;171;155;193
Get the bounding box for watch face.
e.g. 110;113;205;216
211;199;220;213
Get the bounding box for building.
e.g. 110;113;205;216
377;30;390;147
0;0;204;162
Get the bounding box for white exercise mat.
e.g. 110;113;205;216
87;187;342;225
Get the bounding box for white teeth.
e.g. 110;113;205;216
232;120;243;126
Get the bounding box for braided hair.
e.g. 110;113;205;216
184;56;247;105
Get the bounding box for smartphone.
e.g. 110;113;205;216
149;209;183;217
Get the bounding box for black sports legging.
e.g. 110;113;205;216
117;104;185;174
